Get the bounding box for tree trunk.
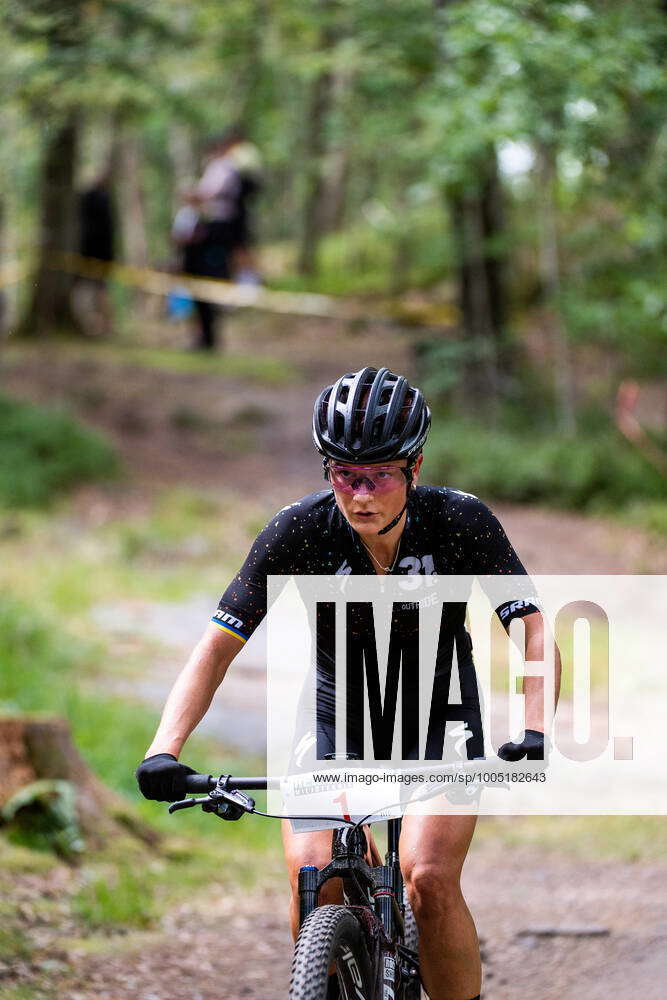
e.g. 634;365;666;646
0;715;159;851
169;125;197;216
480;156;507;355
320;144;351;235
235;0;270;123
297;70;335;275
19;115;82;337
318;67;353;235
390;184;414;295
449;178;500;406
537;144;576;433
433;2;508;403
0;197;7;335
297;2;339;276
116;125;149;269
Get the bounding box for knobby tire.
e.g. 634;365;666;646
289;904;374;999
401;886;422;1000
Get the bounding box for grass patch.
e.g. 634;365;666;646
476;815;667;862
0;987;50;1000
0;487;269;617
0;838;60;877
0;393;117;507
116;345;297;383
72;863;155;929
3;341;297;384
0;595;158;799
0;924;31;962
0;597;211;795
0;589;283;937
623;500;667;538
425;419;667;512
0;592;281;857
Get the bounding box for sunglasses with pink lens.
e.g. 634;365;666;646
328;464;408;494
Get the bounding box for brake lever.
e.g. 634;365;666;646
204;787;255;821
168;795;211;814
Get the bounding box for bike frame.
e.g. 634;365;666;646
298;820;404;934
169;774;421;998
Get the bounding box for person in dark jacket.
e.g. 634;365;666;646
76;173;115;336
173;126;263;350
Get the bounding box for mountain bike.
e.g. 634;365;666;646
169;771;423;999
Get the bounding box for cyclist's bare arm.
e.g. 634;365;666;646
144;624;244;759
521;610;561;733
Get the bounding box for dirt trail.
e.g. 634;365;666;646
3;319;667;998
11;847;665;1000
4;323;666;573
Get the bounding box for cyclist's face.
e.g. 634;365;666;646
329;456;422;535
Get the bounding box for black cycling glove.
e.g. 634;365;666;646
135;753;196;802
497;729;546;762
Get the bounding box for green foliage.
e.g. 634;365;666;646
109;345;297;382
0;595;154;799
72;862;155;929
1;0;667;499
0;593;279;851
0;923;31;962
0;987;52;1000
0;394;117;507
477;815;667;862
274;205;451;296
1;0;186;116
425;417;667;511
624;500;667;536
2;780;84;859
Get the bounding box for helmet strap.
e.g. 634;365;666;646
377;461;414;535
377;501;407;535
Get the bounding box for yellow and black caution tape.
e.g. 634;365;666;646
1;251;459;327
53;252;344;320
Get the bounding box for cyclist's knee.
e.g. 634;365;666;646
287;849;332;885
283;843;345;906
282;824;333;887
284;839;333;891
286;856;342;907
403;860;462;916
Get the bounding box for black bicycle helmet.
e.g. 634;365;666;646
312;366;431;465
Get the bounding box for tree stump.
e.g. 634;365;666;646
0;715;159;850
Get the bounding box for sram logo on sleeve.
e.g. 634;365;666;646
499;600;532;621
214;609;244;629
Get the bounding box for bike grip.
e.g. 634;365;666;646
184;773;214;792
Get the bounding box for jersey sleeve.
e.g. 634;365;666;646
452;492;541;628
210;505;299;643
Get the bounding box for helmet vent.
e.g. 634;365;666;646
312;367;431;464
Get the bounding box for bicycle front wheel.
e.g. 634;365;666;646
289;904;374;1000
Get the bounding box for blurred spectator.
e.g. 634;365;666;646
173;126;262;351
225;127;263;285
75;172;115;336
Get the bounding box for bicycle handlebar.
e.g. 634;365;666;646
184;774;270;793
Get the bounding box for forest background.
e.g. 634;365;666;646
1;0;667;515
0;3;666;998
